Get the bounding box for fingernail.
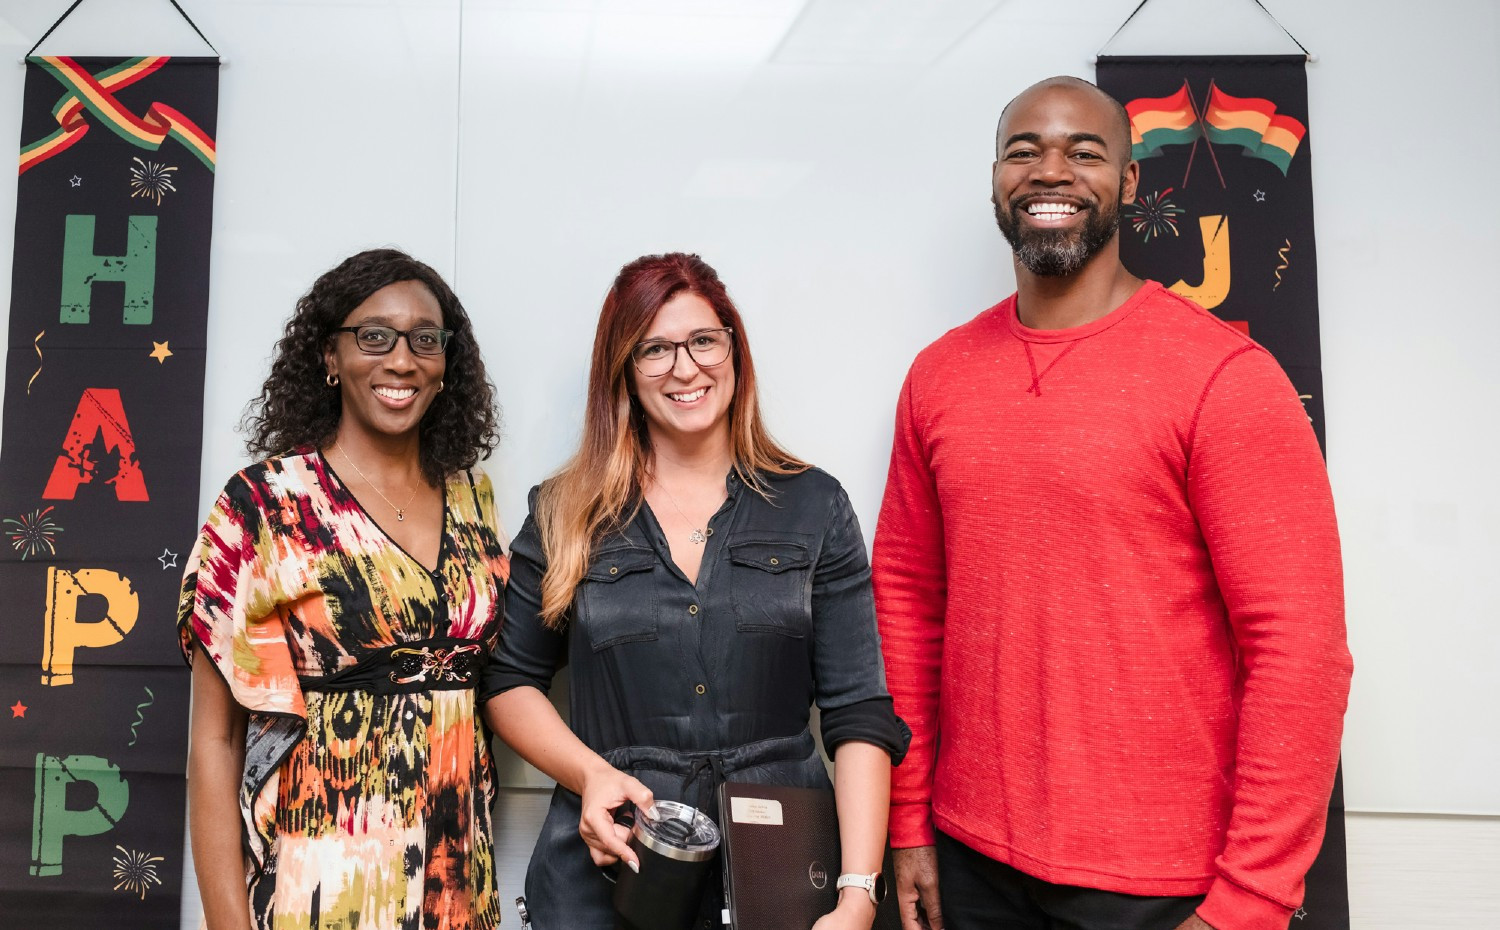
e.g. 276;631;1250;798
627;858;639;874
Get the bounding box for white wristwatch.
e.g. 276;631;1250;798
836;871;887;905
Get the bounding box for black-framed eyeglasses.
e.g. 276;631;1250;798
333;325;453;356
631;327;734;377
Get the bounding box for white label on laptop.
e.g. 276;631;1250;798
729;796;784;826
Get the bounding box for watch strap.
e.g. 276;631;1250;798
836;872;883;905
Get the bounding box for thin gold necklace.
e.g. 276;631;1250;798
332;440;420;522
657;482;708;545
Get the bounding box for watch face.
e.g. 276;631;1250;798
872;872;887;904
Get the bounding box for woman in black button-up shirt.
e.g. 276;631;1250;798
481;253;907;930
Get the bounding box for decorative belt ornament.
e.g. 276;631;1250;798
300;638;488;695
389;643;483;686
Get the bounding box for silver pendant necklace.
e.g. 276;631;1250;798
657;483;708;545
333;440;420;521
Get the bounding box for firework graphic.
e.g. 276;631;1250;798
112;846;164;900
1125;188;1186;243
129;157;177;206
4;506;62;559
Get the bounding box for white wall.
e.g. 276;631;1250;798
455;0;1500;818
0;0;1495;926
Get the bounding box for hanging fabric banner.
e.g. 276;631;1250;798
1096;55;1348;928
0;55;218;927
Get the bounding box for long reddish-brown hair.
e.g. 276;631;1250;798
535;253;807;627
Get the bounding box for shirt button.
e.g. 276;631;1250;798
695;684;707;695
688;604;699;616
769;557;779;566
609;566;619;575
705;528;714;537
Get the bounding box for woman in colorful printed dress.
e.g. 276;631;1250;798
180;249;508;930
482;253;908;929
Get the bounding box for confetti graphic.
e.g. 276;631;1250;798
4;505;63;559
28;329;44;394
128;156;177;206
1125;188;1186;242
127;686;155;747
111;846;164;900
1274;238;1292;290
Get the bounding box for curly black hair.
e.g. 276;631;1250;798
241;248;500;484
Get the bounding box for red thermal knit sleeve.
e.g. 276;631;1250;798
1187;347;1352;930
873;368;948;849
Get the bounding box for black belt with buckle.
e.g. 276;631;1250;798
299;637;487;695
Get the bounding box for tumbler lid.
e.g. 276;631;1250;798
634;800;720;862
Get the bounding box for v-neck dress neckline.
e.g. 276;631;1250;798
318;449;450;576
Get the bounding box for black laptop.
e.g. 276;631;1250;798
717;782;900;930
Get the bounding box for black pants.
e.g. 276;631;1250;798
935;831;1206;930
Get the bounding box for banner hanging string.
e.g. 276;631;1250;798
28;0;220;58
1094;0;1314;62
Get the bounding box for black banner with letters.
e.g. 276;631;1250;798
0;56;217;927
1097;55;1348;928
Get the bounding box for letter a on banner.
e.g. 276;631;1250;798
41;388;149;501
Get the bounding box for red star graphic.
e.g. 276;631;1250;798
10;700;26;718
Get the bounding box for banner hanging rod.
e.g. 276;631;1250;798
1092;0;1315;65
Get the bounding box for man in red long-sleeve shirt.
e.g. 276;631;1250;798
872;76;1351;930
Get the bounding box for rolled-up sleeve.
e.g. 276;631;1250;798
480;504;567;701
812;485;910;764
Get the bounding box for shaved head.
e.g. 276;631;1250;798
997;75;1133;166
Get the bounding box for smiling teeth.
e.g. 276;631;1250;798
1027;202;1079;219
669;388;707;402
374;386;416;400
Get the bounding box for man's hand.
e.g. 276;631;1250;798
1173;914;1215;930
893;846;943;930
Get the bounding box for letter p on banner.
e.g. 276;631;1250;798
30;754;131;876
41;567;139;686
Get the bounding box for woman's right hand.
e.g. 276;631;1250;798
578;764;655;870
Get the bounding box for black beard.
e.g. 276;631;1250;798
994;193;1122;277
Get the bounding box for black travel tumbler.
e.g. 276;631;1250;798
610;800;721;930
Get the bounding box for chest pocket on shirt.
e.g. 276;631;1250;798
578;546;659;651
728;539;813;638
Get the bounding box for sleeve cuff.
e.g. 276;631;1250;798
888;800;936;848
476;668;550;704
819;697;912;765
1196;876;1295;930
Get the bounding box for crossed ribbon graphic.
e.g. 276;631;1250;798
19;56;216;176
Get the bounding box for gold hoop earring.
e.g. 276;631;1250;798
326;373;340;387
437;380;444;393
